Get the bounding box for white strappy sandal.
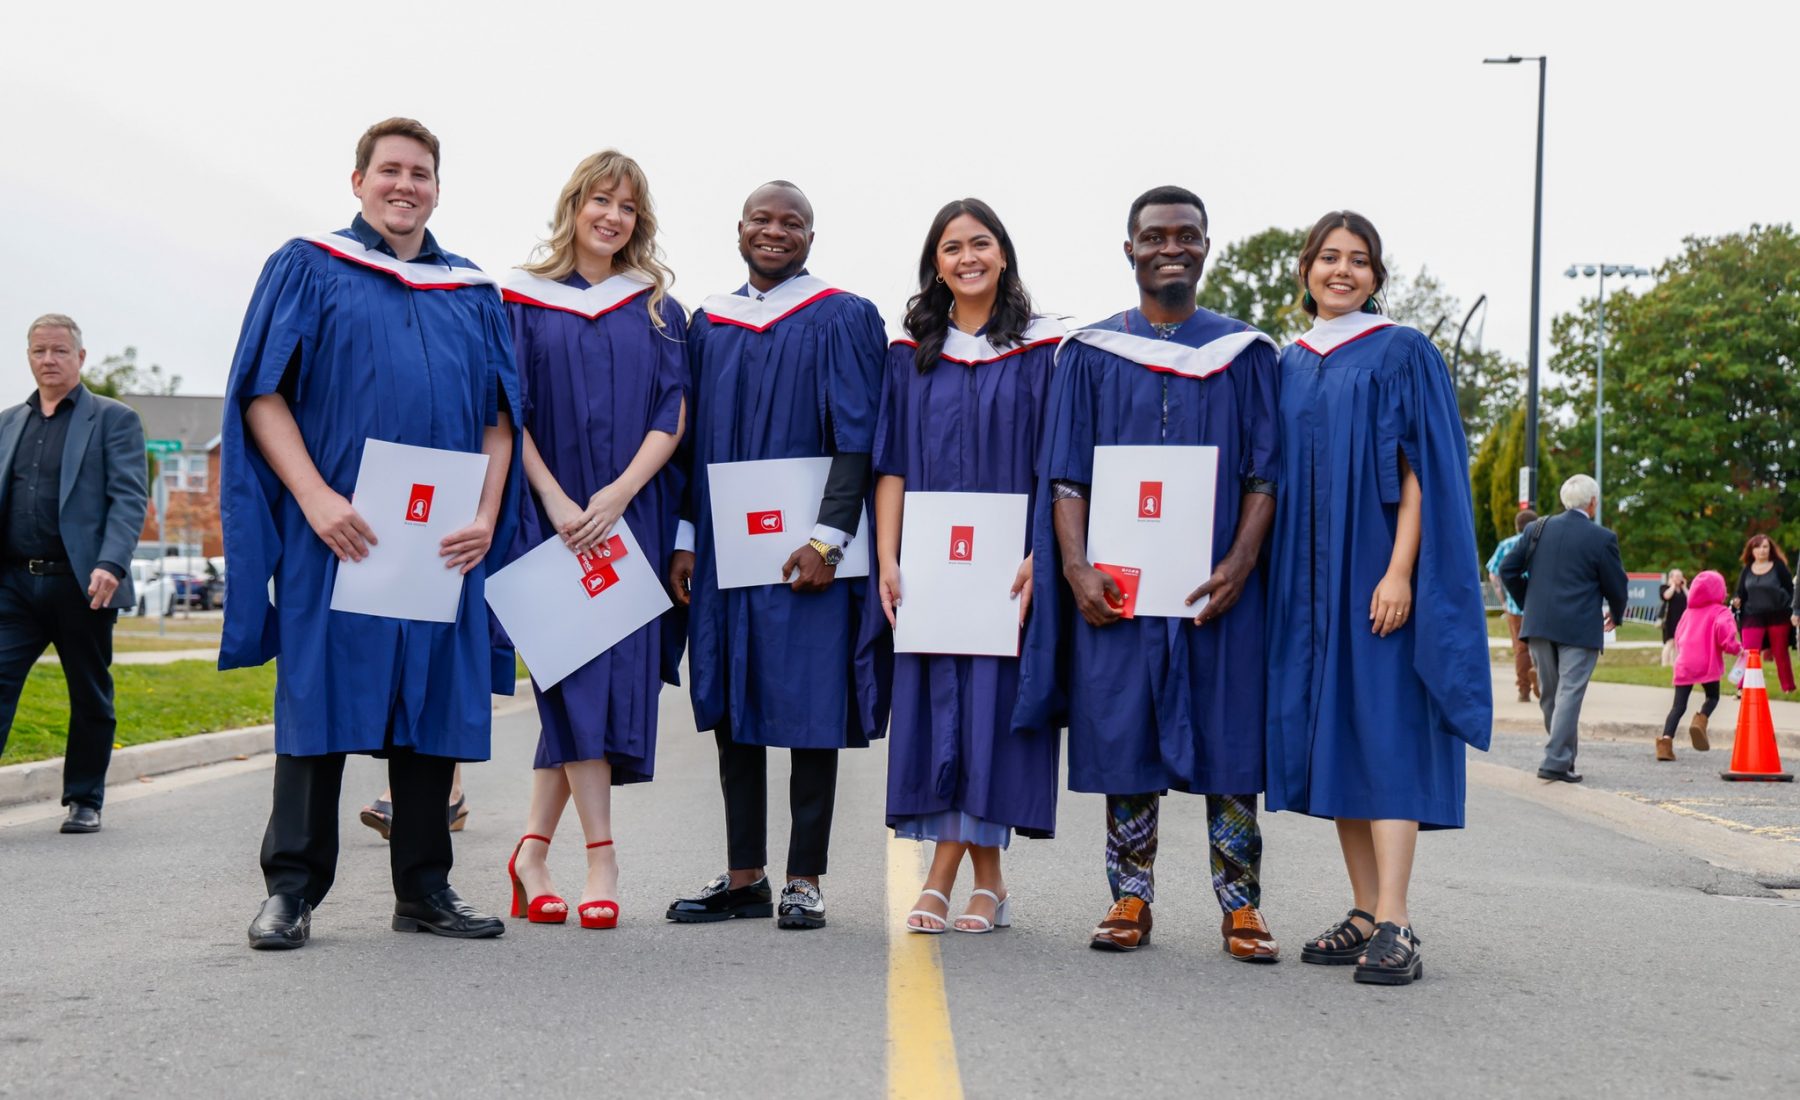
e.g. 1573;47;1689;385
954;888;1012;934
905;888;951;934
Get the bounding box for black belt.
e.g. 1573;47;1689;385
7;557;73;575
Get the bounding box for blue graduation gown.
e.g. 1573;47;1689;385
219;228;522;760
878;322;1063;837
685;280;891;749
1013;308;1278;796
1264;316;1492;829
505;274;687;782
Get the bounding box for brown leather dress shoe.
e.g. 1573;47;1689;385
1090;896;1151;951
1222;905;1280;962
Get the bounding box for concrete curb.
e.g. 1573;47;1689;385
1494;717;1800;752
0;680;535;809
0;724;275;808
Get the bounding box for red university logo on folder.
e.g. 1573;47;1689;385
948;525;975;562
405;484;434;525
576;536;629;599
1138;482;1162;520
746;509;785;535
1092;562;1141;619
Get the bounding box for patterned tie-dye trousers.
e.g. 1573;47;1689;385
1105;792;1261;913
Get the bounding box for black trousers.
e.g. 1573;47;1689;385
714;726;838;877
1664;680;1722;737
0;568;118;809
260;749;454;906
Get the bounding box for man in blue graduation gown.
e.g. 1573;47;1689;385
664;182;889;930
1015;187;1283;959
222;119;520;950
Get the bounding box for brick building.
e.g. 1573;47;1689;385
118;394;224;557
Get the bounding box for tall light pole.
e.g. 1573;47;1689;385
1485;54;1547;508
1563;263;1651;519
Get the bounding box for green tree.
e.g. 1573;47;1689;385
1197;226;1310;342
1546;223;1800;576
87;346;181;398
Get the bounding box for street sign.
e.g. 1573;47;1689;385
146;439;183;454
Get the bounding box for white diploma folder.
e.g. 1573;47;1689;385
484;518;671;690
706;457;871;590
893;491;1029;657
329;439;490;623
1085;445;1218;619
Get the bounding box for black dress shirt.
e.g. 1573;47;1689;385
4;388;76;561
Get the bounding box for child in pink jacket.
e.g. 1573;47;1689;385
1661;570;1741;760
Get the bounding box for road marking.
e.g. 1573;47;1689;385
885;836;963;1100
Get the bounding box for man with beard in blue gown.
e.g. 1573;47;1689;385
1015;186;1282;959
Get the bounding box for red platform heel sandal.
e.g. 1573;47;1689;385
578;839;619;929
508;834;567;924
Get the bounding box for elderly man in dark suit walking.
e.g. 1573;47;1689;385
0;314;149;832
1498;473;1629;783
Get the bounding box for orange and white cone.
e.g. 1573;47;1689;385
1722;650;1794;782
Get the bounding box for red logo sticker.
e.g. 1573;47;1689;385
406;484;434;525
747;509;785;535
580;564;620;598
1138;482;1162;520
576;538;628;599
948;525;975;562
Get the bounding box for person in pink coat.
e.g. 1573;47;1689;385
1660;570;1741;760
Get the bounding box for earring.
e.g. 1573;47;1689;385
934;273;945;284
1302;291;1317;311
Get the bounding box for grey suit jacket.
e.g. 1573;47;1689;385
0;385;150;609
1497;507;1629;650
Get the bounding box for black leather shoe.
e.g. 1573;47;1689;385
393;887;505;938
1537;769;1584;784
59;805;101;833
248;894;311;950
665;873;773;922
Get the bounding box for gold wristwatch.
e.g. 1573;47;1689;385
808;538;845;567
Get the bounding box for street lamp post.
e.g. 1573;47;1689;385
1563;263;1651;519
1485;54;1547;508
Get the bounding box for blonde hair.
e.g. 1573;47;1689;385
523;150;679;330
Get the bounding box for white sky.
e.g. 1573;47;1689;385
2;0;1792;401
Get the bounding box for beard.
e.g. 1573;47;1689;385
1150;279;1197;311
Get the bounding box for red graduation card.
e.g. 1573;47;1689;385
1091;562;1141;619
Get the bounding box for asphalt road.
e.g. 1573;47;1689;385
4;686;1799;1098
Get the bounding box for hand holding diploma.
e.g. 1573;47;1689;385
1065;560;1125;627
782;544;837;593
1011;554;1034;626
440;513;496;575
300;484;378;563
668;550;694;607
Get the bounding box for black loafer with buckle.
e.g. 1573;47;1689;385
665;873;773;922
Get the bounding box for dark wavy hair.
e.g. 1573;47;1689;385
903;198;1033;373
1298;210;1388;316
1740;533;1791;567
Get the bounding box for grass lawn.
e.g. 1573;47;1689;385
47;635;221;656
0;660;277;767
1495;641;1800;704
1485;611;1660;643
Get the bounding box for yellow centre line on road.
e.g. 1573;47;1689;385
885;836;964;1100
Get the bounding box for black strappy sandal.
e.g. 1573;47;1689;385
1301;908;1374;965
1353;922;1422;986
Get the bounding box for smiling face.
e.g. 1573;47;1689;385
1126;203;1209;311
573;176;638;275
934;212;1004;308
1753;539;1772;563
26;324;84;400
351;135;438;250
737;185;813;289
1304;226;1379;319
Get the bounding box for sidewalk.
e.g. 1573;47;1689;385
1490;666;1800;751
37;647;221;666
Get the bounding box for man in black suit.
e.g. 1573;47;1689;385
0;314;149;831
1498;474;1629;782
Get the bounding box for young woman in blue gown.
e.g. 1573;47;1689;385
501;151;687;929
875;199;1063;933
1264;211;1491;984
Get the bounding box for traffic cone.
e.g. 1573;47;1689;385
1722;650;1794;782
